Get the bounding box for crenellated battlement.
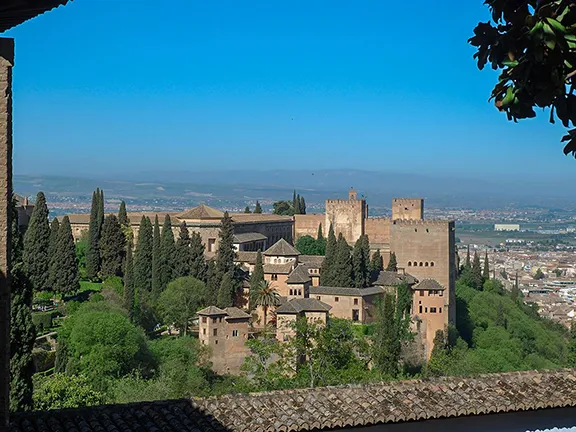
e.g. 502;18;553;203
326;199;365;205
392;198;424;202
393;219;453;226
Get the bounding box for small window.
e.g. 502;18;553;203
298;289;302;296
439;291;443;297
419;262;423;267
408;261;412;266
428;290;433;296
335;297;339;302
425;307;428;313
419;291;424;297
289;289;293;295
212;317;217;324
317;296;321;300
440;308;443;313
419;306;422;313
232;329;239;337
426;228;429;233
354;298;358;305
431;262;435;267
430;307;437;313
219;317;222;323
415;228;418;232
272;274;278;281
352;309;359;322
213;329;218;336
208;238;216;252
203;328;206;335
425;262;429;267
215;340;218;345
202;317;207;323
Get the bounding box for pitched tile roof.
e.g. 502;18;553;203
1;0;73;33
374;270;416;287
276;298;332;314
234;251;258;264
264;238;300;256
232;232;267;244
196;306;227;316
286;265;311;284
263;262;294;275
298;255;324;267
178;204;224;220
223;307;250;320
10;369;576;431
413;279;445;290
310;286;385;297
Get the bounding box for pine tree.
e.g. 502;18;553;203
86;190;102;280
205;260;218;305
471;251;483;290
134;216;153;294
386;252;398;272
190;231;207;282
244;206;251;213
216;212;235;281
300;196;306;215
320;224;337;286
254;201;262;214
159;214;176;291
100;214;126;279
249;250;265;310
118;200;129;226
23;192;50;292
352;235;370;288
370;249;384;273
151;216;162;299
123;240;135;321
217;271;235;308
334;233;353;287
47;218;60;289
52;216;80;294
10;197;35;412
174;222;192;278
483;251;490;280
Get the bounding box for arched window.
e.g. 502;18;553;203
419;262;423;267
425;262;429;267
274;258;278;264
408;261;412;266
431;262;435;267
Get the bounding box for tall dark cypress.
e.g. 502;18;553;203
299;196;306;215
134;216;153;294
320;224;337;286
100;214;126;279
249;250;264;310
205;260;218;305
118;200;129;227
370;249;384;273
215;212;235;280
292;190;298;214
86;190;101;280
151;216;162;299
471;251;483;290
482;251;490;280
334;233;352;287
47;218;60;289
23;191;50;292
386;252;398;272
352;236;369;288
123;240;135;321
190;231;207;282
244;206;251;214
372;293;400;377
217;271;235;308
254;201;262;214
160;214;176;291
317;224;324;241
52;216;80;295
10;197;35;412
174;222;192;278
465;245;471;269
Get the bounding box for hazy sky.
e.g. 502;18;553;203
3;1;576;180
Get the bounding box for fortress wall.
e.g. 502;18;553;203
294;214;324;239
325;199;367;244
365;217;391;246
392;198;424;221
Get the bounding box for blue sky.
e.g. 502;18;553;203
3;0;575;181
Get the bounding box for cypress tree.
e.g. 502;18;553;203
100;214;126;278
98;189;105;228
215;212;235;280
334;233;352;287
300;196;306;215
292;190;299;214
320;224;337;286
511;272;520;301
151;216;162;299
244;206;251;213
352;236;370;288
205;260;218;305
123;240;135;321
471;251;483;290
160;214;176;290
249;250;265;310
254;201;262;214
174;222;192;278
465;245;471;269
86;190;101;280
372;293;400;377
134;216;153;294
47;218;60;289
386;252;398;272
190;231;207;282
10;197;35;412
23;191;50;292
217;271;235;308
317;224;324;241
370;249;384;273
118;200;129;226
483;251;490;280
52;216;80;295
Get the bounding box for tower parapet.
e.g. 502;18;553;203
392;198;424;221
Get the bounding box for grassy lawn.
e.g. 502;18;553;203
79;281;102;293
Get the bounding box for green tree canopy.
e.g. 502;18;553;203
100;214;126;279
134;216;153;294
386;252;398;272
333;234;352;287
320;224;337;286
190;232;207;282
174;222;192;279
254;201;263;214
158;277;207;337
51;216;80;295
215;212;235;280
272;200;294;216
295;235;324;256
217;271;235;308
151;216;162;299
159;214;176;292
252;280;280;325
123;240;135;322
33;373;105;411
23;191;50;292
249;251;265;311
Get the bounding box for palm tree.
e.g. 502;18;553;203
253;280;280;326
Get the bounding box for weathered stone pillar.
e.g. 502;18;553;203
0;37;13;432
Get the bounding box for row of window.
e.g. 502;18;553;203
202;328;240;338
418;306;442;314
418;290;443;297
289;289;303;296
308;268;319;274
201;316;223;324
408;261;435;267
316;296;359;305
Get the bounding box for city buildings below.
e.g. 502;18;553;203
494;223;521;231
15;193;34;232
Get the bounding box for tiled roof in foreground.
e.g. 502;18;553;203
10;369;576;432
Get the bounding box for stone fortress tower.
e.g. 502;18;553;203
325;189;367;244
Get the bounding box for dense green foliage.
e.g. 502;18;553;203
100;215;126;279
252;280;280;325
123;240;135;321
190;232;207;282
386;252;397;272
217;271;235;308
320;224;337;286
151;216;162;299
215;212;235;279
273;200;293;216
33;374;105;410
469;0;576;155
370;250;383;274
174;222;192;278
249;251;264;310
158;277;206;336
254;201;262;214
51;217;80;295
47;218;60;289
295;235;325;255
333;234;352;287
134;216;153;295
23;192;50;292
352;235;370;288
159;215;176;293
86;189;104;281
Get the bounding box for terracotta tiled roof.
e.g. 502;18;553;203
196;306;227;316
232;232;267;243
223;307;250;320
413;279;445;290
230;214;293;223
310;286;384;297
235;251;258;264
299;255;324;267
286;264;311;284
10;369;576;431
276;298;331;314
264;238;300;257
263;262;294;275
374;270;416;287
1;0;73;32
178;204;224;220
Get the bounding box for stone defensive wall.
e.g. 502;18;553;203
294;214;324;239
392;219;454;226
364;217;390;245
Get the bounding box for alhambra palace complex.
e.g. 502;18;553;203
64;189;456;372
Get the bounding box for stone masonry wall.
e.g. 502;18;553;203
325;199;366;244
392;198;424;221
294;214;324;240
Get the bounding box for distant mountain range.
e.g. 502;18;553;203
13;169;576;211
